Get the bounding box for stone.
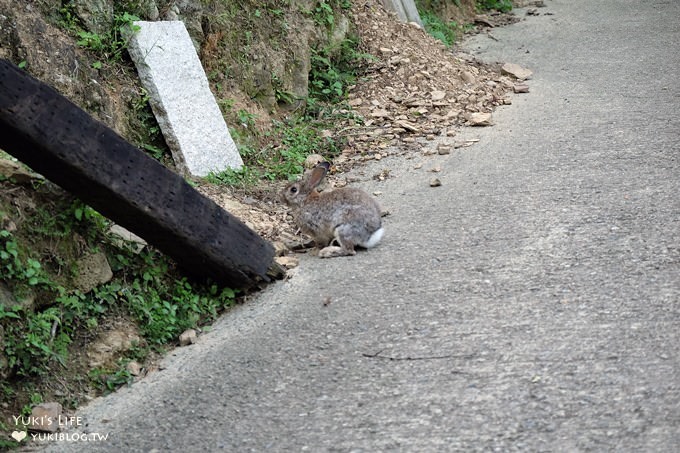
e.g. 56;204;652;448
0;158;41;184
437;144;452;155
513;84;530;93
73;0;114;35
370;109;390;118
468;112;493;126
429;177;442;187
395;120;420;132
87;322;141;368
501;62;533;80
127;21;243;176
272;241;288;256
1;282;35;311
108;224;147;253
275;256;299;269
73;252;113;293
126;361;142;376
430;90;446;101
474;15;494;28
179;329;197;346
304;154;325;169
29;402;62;433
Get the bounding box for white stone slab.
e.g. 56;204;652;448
127;21;242;176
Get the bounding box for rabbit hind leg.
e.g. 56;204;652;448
318;226;357;258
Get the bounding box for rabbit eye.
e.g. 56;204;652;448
290;187;298;194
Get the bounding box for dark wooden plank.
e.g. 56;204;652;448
0;59;275;288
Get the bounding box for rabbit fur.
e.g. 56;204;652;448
280;162;384;258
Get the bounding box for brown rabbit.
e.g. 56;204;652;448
280;162;384;258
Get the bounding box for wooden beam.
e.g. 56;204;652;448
0;59;276;288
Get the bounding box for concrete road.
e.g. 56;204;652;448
44;0;679;451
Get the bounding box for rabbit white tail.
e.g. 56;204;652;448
361;227;384;249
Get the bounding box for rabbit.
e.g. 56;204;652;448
280;161;384;258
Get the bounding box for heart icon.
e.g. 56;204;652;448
11;430;27;442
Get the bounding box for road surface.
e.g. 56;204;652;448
43;0;679;451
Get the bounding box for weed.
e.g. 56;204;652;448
0;230;48;287
309;36;374;106
237;109;258;129
89;364;133;394
310;0;351;28
256;118;340;181
131;89;168;161
419;10;460;47
0;201;237;379
75;12;141;63
105;249;237;344
206;166;262;187
271;73;297;106
1;303;70;376
477;0;512;13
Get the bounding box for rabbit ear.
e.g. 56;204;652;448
305;162;330;189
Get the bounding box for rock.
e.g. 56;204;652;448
460;71;476;85
429;165;442;173
179;329;197;346
468;112;493;126
394;120;420;132
430;90;446;101
275;255;299;269
513;84;530;93
108;224;147;253
0;158;41;184
348;98;363;107
501;63;533;80
29;402;62;433
126;361;142;376
87;321;141;368
414;163;423;170
73;252;113;293
474;15;495;28
429;178;442;187
437;144;452;155
370;109;390;118
272;241;288;256
304;154;325;169
127;21;243;176
73;0;114;36
0;282;35;311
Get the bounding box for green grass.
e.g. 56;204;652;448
477;0;512;13
419;10;460;48
0;197;236;380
